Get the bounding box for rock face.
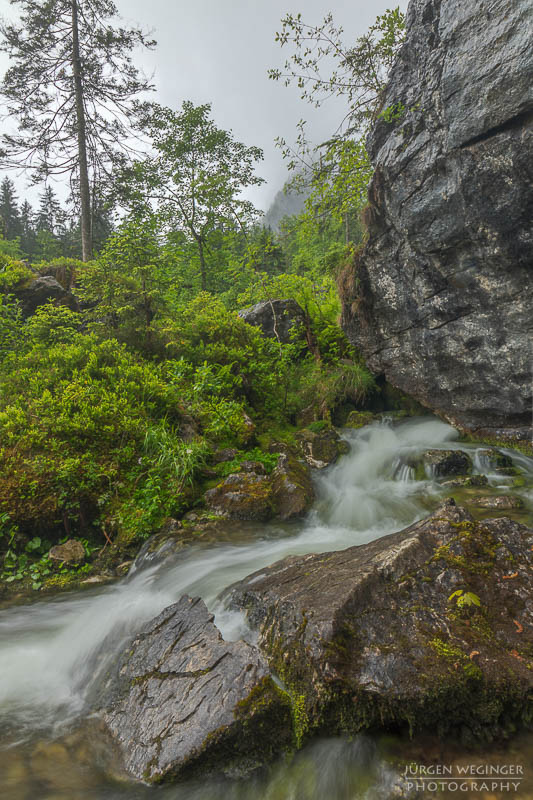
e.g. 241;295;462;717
238;299;306;344
224;501;533;742
98;595;291;783
340;0;533;444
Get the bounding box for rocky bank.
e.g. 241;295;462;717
98;501;533;781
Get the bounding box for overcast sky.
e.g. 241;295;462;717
0;0;407;211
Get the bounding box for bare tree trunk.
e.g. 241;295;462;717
72;0;92;261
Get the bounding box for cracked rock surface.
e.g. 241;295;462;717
224;501;533;741
97;595;291;783
340;0;533;442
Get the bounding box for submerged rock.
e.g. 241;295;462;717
401;448;472;479
98;595;291;783
339;0;533;444
421;449;473;478
224;501;533;743
441;475;488;488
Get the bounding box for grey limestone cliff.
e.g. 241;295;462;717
340;0;533;443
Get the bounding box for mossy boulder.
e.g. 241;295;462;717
270;453;315;521
345;410;376;429
204;473;273;521
97;595;292;783
296;426;349;469
223;501;533;745
204;454;314;523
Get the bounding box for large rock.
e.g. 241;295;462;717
98;595;291;782
238;299;306;344
271;453;315;521
205;455;314;522
340;0;533;444
205;472;273;521
224;501;533;743
17;275;78;317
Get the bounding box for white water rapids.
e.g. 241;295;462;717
1;417;532;799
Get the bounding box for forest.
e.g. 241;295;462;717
0;2;404;588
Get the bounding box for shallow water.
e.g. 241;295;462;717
1;417;532;799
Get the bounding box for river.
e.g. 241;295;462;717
1;417;532;799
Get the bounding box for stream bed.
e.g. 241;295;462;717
1;417;532;799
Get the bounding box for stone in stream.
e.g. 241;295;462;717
223;500;533;745
400;448;472;479
97;595;291;783
204;453;315;522
470;495;525;510
296;425;349;469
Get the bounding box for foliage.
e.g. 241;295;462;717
0;0;154;257
116;101;264;290
448;590;482;610
270;8;406;228
0;255;33;290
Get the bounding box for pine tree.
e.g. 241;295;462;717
36;186;65;237
0;176;21;240
0;0;155;261
19;199;36;257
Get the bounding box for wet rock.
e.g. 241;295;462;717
470;495;525;510
421;449;473;478
224;501;533;742
345;410;376;429
297;426;348;469
98;595;291;782
205;472;273;521
476;448;517;475
204;455;314;522
340;0;533;443
238;299;306;344
441;475;488;488
48;539;86;564
271;453;315;521
115;561;133;577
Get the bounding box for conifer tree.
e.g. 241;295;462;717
0;176;21;240
19;199;36;257
0;0;155;261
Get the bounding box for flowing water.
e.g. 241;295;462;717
1;417;532;799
